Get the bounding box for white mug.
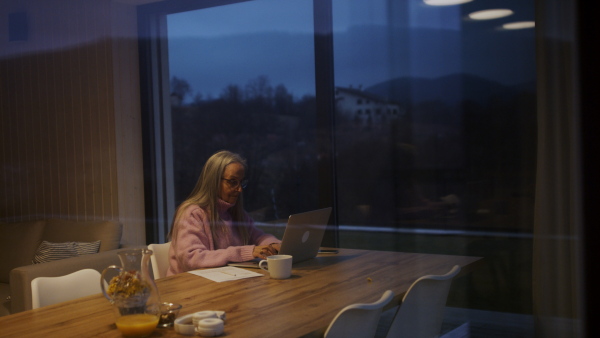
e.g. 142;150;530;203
259;254;293;279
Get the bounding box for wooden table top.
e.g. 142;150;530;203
0;248;481;338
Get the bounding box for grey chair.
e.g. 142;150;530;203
385;265;461;338
324;289;395;338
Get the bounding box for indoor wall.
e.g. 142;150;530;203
0;0;147;246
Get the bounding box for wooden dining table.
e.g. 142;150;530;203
0;248;481;338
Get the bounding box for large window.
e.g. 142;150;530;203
332;1;536;234
140;0;538;333
166;0;320;223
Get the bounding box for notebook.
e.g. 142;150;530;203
228;207;332;268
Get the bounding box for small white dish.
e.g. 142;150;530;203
174;313;196;336
193;310;227;326
196;318;224;337
193;310;218;325
214;310;226;321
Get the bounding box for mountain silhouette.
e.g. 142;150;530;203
365;73;533;106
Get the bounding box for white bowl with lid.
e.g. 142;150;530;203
195;318;225;337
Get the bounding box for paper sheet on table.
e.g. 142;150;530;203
188;266;263;282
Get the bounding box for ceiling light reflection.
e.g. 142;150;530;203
502;21;535;30
468;9;514;20
424;0;473;6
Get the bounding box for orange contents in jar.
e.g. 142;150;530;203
115;314;159;337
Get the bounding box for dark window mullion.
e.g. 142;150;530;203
313;0;338;247
138;11;175;244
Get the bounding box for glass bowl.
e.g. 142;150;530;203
157;302;183;328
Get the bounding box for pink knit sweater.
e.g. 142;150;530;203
167;199;280;275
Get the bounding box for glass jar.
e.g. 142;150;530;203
101;249;161;337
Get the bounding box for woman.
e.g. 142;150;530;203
167;150;281;275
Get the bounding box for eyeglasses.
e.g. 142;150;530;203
221;178;248;189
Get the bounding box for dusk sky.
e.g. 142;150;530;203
167;0;535;100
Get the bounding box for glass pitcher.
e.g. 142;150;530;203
101;249;161;338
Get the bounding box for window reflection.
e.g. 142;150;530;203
333;0;535;230
167;0;318;222
332;0;536;319
164;0;536;326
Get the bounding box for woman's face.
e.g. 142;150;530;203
219;162;246;204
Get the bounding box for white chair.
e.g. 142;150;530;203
31;269;102;309
148;242;171;279
324;290;395;338
385;265;461;338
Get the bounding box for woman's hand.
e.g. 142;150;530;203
252;243;280;259
269;243;281;253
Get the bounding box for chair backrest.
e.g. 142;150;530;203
31;268;102;309
148;242;171;279
324;290;395;338
385;265;461;338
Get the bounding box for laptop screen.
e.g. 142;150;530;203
279;207;332;263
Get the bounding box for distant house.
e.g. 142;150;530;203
334;87;404;123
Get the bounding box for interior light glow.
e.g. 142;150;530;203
423;0;473;6
502;21;535;30
468;9;514;20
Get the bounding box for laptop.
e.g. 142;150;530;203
228;207;332;268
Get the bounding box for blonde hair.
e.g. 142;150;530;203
168;150;249;245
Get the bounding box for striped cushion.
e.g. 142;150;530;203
32;240;102;264
32;241;77;264
75;240;101;255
